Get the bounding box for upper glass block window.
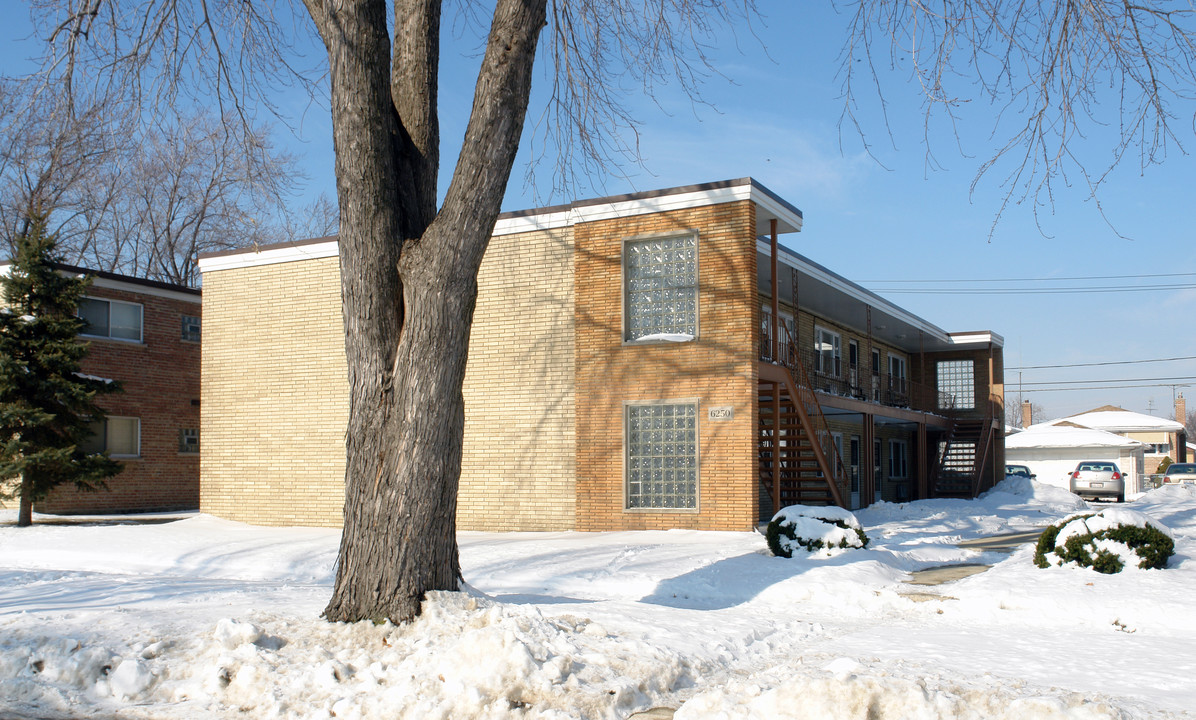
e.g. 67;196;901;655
626;402;698;509
937;359;975;410
624;234;697;341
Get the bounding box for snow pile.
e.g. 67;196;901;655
2;592;698;719
766;504;868;557
1035;508;1175;573
676;667;1123;720
4;484;1196;719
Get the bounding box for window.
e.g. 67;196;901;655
937;359;975;410
626;402;698;510
181;315;201;342
624;234;698;341
814;326;841;377
81;416;141;457
179;428;200;454
79;297;143;342
888;439;908;479
888;354;908;398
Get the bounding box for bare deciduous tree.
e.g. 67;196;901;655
1;78;299;287
839;1;1196;232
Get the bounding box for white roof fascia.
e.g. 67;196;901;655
755;238;952;345
948;331;1004;347
492;182;803;237
198;240;340;274
749;185;804;233
492;209;574;236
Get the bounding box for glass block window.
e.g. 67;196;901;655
937;359;975;410
624;234;697;341
79;297;143;341
626;402;698;509
181;315;201;342
179;428;200;453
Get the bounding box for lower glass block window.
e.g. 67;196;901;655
626;402;698;509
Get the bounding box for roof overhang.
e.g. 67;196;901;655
757;240;1003;355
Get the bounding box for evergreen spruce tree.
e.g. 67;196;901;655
0;211;122;527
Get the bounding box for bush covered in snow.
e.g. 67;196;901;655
766;505;869;558
1034;508;1174;573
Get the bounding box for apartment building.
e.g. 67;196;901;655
198;178;1004;531
0;263;202;514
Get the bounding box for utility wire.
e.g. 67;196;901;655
1009;355;1196;370
863;271;1196;283
1017;375;1196;386
1017;383;1192;393
871;284;1196;295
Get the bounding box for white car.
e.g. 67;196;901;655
1163;463;1196;485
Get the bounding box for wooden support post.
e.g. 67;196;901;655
916;421;928;500
770;218;779;362
862;413;875;507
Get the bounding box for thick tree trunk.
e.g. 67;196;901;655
316;0;547;624
18;472;33;527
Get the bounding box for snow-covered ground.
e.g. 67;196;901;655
3;479;1196;719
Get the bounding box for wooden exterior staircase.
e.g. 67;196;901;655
758;358;849;520
931;396;999;498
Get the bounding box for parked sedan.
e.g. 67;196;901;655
1070;461;1125;503
1005;464;1037;480
1163;463;1196;485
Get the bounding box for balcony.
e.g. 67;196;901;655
759;316;954;414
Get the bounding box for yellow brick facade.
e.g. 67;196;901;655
459;227;577;530
200;256;348;526
201;226;580;530
573;202;759;531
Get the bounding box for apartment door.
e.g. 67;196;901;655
873;437;884;503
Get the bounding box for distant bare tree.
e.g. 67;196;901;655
274;192;339;244
1006;399;1047;429
1;83;297;287
839;1;1196;231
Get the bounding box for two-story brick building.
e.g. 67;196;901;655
198;178;1004;531
0;263;203;514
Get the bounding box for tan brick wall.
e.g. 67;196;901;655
200;257;348;527
202;227;579;531
459;227;577;531
574;202;759;531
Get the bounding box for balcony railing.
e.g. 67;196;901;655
760;314;953;413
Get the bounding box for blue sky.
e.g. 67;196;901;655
3;2;1194;422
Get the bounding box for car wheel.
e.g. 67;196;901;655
1117;492;1125;503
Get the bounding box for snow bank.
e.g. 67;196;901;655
675;668;1123;719
4;481;1196;719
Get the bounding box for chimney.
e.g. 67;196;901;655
1178;394;1188;462
1021;400;1032;428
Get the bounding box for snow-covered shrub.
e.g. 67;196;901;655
766;505;869;558
1034;508;1174;573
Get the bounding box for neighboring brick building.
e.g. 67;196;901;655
198;178;1004;531
0;263;202;514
